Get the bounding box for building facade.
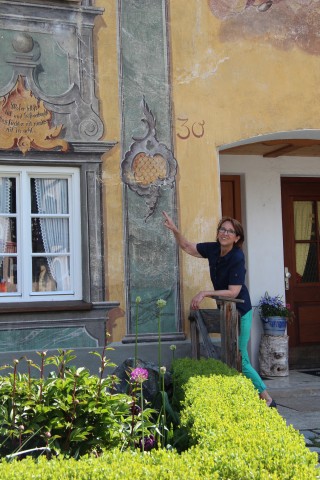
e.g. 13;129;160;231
0;0;320;371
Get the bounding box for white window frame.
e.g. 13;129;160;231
0;165;82;302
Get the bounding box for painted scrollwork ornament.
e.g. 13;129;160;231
0;76;68;154
121;98;177;221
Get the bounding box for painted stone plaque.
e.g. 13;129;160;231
0;76;68;154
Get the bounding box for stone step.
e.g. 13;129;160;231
269;387;320;398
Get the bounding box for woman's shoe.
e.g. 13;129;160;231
268;399;277;408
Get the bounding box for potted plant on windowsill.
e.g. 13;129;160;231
258;292;294;336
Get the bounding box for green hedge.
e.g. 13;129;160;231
180;374;318;478
0;358;318;479
171;357;239;410
0;450;217;480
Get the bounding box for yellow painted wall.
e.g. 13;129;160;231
95;0;320;340
95;0;126;340
169;0;320;328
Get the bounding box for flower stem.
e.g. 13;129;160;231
135;301;140;367
134;297;141;368
158;312;161;389
140;383;144;453
162;372;166;448
156;299;166;390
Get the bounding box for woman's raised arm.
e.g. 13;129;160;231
162;211;202;257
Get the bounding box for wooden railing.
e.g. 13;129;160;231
189;296;243;371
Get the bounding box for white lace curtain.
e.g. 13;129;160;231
34;178;70;291
0;178;10;270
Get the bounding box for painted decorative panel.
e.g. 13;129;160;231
0;327;98;352
119;0;182;337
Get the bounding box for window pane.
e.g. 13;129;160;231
32;257;57;292
32;218;70;253
0;177;16;214
8;178;16;214
31;178;69;214
294;201;314;241
0;177;17;260
0;257;17;293
0;177;17;294
295;243;318;283
32;256;70;292
31;218;44;253
32;177;72;294
0;217;16;251
7;218;17;252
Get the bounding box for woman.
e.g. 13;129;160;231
162;211;276;408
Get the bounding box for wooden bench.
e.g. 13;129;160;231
189;296;243;371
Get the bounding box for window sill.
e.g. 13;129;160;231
0;300;93;314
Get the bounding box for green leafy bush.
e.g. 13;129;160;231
0;350;132;458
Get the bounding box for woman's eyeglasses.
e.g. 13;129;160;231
218;227;236;236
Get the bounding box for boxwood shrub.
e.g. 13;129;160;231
180;373;318;479
171;357;239;410
0;358;318;479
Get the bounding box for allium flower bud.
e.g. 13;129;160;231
156;299;167;308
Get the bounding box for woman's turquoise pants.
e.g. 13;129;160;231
239;309;266;394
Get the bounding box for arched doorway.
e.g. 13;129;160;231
219;132;320;369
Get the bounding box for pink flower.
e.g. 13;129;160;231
131;367;148;383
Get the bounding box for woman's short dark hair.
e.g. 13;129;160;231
216;217;244;248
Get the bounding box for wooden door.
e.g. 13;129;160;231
220;175;242;222
281;178;320;353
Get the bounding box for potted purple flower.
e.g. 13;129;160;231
258;292;294;336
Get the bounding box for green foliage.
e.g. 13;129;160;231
258;291;294;321
0;449;220;480
171;357;239;410
151;365;179;449
120;402;157;452
0;358;318;479
0;350;132;458
120;378;158;452
179;374;318;479
0;373;318;479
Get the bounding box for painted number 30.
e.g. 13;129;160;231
177;118;205;140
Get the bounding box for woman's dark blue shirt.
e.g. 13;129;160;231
196;242;252;316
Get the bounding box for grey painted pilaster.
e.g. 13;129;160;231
119;0;182;339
